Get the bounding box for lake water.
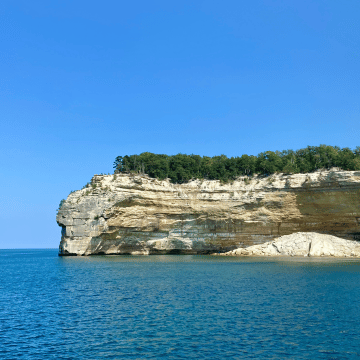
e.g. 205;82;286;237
1;250;360;359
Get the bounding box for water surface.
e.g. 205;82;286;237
1;250;360;359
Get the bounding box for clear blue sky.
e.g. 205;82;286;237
1;0;359;249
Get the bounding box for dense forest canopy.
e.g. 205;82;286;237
113;145;360;184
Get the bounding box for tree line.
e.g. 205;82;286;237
113;145;360;183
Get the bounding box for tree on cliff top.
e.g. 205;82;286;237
113;145;360;184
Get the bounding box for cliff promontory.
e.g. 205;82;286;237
57;170;360;256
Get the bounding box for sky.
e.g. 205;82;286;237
1;0;359;249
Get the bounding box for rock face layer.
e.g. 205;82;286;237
56;170;360;256
220;232;360;257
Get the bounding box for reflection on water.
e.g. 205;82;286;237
1;250;360;359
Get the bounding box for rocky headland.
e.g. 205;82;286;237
57;169;360;256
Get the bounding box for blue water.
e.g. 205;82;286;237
1;250;360;359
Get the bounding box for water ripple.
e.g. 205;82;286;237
1;250;360;359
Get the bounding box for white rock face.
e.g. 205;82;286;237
56;170;360;256
222;232;360;257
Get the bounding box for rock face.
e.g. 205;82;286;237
57;170;360;256
221;232;360;257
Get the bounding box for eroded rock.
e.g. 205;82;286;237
57;170;360;256
221;232;360;257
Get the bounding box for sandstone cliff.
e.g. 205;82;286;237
56;170;360;256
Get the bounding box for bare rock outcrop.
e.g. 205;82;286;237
57;170;360;256
222;232;360;257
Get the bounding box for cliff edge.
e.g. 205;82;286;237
57;170;360;256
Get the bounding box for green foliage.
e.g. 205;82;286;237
113;145;360;184
82;182;90;189
57;199;66;214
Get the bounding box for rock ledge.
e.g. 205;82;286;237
220;232;360;257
